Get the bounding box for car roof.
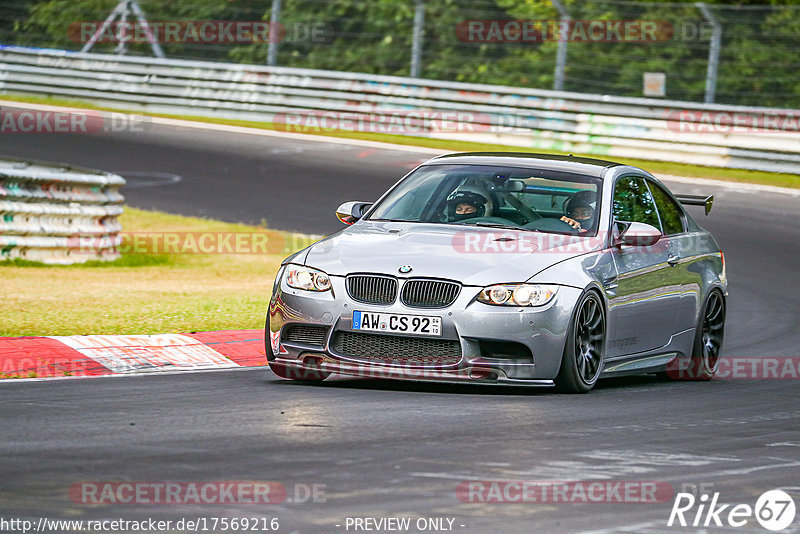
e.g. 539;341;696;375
422;152;623;178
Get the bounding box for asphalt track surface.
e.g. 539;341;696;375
2;117;800;534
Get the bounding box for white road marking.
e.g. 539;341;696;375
115;170;182;188
579;451;740;467
48;334;239;373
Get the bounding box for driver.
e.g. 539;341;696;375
446;186;493;222
560;192;597;233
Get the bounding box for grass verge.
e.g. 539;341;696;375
2;93;798;190
0;207;301;336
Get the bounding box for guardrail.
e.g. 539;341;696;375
0;156;124;264
1;45;799;175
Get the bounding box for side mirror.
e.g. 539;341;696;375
335;201;372;225
615;221;662;247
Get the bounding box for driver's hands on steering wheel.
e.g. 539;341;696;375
560;216;587;233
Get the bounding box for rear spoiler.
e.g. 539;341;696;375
675;194;714;215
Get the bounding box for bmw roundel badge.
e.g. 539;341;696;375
399;265;413;274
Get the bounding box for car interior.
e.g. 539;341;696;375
435;173;599;234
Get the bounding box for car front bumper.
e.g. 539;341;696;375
267;271;583;383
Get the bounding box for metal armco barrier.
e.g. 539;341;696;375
0;156;124;264
1;45;799;175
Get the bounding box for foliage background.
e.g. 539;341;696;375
2;0;799;107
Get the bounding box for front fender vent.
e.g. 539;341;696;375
282;324;329;347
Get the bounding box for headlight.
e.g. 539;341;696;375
285;265;332;292
477;284;558;306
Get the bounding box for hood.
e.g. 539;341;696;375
304;221;604;287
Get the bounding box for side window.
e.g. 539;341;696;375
612;176;661;230
648;180;686;235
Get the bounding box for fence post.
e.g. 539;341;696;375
81;0;164;58
267;0;282;66
551;0;570;91
410;0;425;78
127;0;165;58
696;2;722;103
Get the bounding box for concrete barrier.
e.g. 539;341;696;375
0;156;125;264
1;45;798;174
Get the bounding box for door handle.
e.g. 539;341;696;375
667;254;681;266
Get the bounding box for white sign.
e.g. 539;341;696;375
644;72;666;97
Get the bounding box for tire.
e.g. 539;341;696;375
671;290;725;381
265;316;329;381
555;291;606;393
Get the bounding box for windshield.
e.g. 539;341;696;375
367;164;602;235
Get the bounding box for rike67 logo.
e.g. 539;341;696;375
668;489;796;531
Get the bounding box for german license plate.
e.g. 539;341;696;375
352;311;442;336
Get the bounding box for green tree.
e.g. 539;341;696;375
228;0;513;79
10;0;800;106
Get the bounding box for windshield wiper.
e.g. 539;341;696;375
459;222;529;231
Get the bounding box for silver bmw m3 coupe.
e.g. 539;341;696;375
266;153;727;392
